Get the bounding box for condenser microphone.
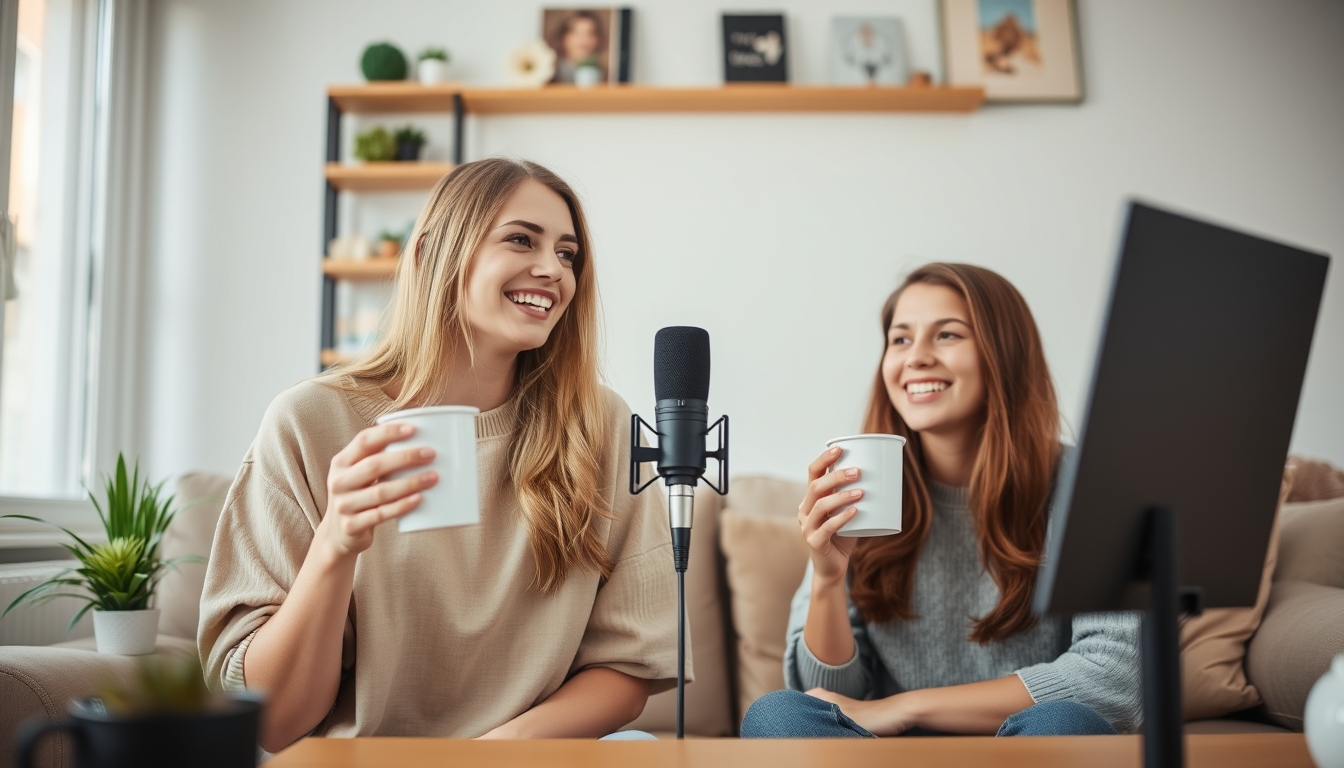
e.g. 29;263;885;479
629;325;728;739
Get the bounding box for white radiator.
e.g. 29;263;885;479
0;561;96;646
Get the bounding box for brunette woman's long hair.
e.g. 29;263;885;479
318;158;612;595
847;263;1061;643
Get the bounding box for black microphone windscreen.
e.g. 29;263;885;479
654;326;710;401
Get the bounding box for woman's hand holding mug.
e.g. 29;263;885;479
798;446;863;586
318;423;439;558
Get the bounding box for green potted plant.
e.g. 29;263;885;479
16;655;262;767
417;47;450;85
353;126;396;163
393;125;427;161
2;455;198;655
377;229;402;259
360;41;408;81
573;55;603;88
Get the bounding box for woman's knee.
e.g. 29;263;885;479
741;690;820;738
998;700;1117;737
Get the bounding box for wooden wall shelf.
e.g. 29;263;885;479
323;258;399;280
325;162;454;191
327;84;984;116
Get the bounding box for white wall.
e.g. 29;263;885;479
143;0;1344;484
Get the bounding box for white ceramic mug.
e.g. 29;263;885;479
824;434;906;537
375;406;480;532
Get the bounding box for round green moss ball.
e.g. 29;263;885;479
361;42;408;81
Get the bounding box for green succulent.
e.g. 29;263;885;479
353;126;396;162
418;47;449;63
394;125;426;146
1;454;203;631
577;55;602;69
360;42;408;81
378;229;403;244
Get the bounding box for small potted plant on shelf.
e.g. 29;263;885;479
417;47;450;85
360;41;408;81
377;230;402;259
353;126;396;163
573;55;603;88
393;125;427;161
1;455;199;655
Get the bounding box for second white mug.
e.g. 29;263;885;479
375;406;481;533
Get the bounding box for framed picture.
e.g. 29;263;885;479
831;17;908;86
542;8;632;85
939;0;1083;102
722;14;788;83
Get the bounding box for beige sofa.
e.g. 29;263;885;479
3;459;1342;765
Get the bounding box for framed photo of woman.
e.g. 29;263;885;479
542;8;632;85
939;0;1083;102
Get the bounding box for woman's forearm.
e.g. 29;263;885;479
480;667;651;739
802;575;856;666
243;539;357;752
902;675;1035;734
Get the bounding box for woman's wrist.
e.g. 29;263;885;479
810;567;847;593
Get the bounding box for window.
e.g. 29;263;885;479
0;0;147;547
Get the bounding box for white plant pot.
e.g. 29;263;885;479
1307;655;1344;768
418;59;449;85
573;65;602;88
93;609;160;655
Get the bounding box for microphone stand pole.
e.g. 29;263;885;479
667;484;693;740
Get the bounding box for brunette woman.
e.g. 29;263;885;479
741;263;1140;738
199;159;677;750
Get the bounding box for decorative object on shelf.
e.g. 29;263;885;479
353;125;396;162
1;455;201;655
831;17;908;86
328;234;373;261
1306;655;1344;768
508;40;558;87
393;125;427;161
939;0;1082;102
335;280;394;359
723;14;788;83
417;47;450;85
16;655;262;768
360;41;409;82
573;56;602;87
907;70;933;87
542;7;632;85
377;230;402;260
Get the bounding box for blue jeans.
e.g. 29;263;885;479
740;689;1117;738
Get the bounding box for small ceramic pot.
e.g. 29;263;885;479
92;609;159;655
573;65;602;88
1306;654;1344;768
378;240;400;259
417;58;448;85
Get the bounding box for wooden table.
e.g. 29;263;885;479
268;734;1314;768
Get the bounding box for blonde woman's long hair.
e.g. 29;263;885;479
319;158;612;594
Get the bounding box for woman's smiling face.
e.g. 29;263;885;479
882;282;987;438
462;178;578;358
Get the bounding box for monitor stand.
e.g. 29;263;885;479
1139;506;1205;768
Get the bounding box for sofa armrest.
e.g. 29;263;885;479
0;636;197;768
1244;581;1344;731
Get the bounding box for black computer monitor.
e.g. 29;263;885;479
1033;201;1329;767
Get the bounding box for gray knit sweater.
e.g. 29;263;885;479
784;481;1143;733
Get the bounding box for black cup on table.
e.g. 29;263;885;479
16;694;262;768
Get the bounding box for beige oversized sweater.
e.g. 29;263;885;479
198;378;683;738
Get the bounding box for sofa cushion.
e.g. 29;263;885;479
627;485;734;737
1274;496;1344;588
1285;455;1344;503
719;509;809;719
155;472;233;641
1177;471;1289;721
1245;580;1344;730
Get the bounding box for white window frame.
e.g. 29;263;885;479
0;0;150;550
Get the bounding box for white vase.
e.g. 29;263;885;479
573;65;602;88
417;58;449;85
1307;655;1344;768
93;609;160;655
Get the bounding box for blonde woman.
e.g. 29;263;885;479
199;159;678;750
